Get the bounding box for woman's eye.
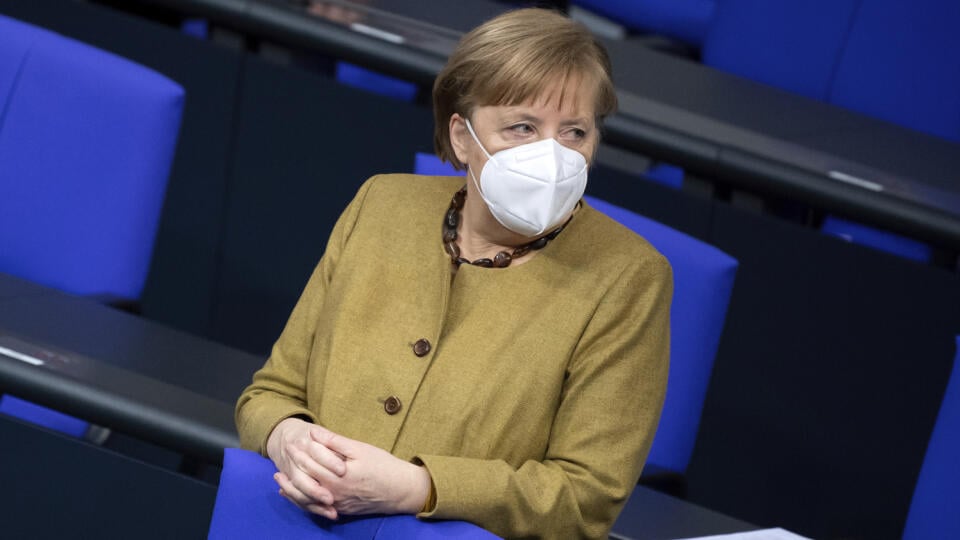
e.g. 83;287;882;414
566;128;587;140
509;123;534;135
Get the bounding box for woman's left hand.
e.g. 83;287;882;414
274;427;432;517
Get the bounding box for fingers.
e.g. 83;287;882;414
310;426;357;463
275;466;334;507
303;501;338;520
276;470;331;506
289;490;337;520
304;433;348;477
273;472;337;519
288;443;345;482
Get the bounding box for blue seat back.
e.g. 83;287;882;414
572;0;717;48
703;0;960;142
903;336;960;540
702;0;859;101
335;62;418;102
0;14;184;300
642;162;684;189
209;448;500;539
0;395;89;438
829;0;960;143
414;152;464;177
821;217;933;264
585;196;738;472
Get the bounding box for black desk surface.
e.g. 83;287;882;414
612;485;758;540
1;413;757;540
0;414;217;539
138;0;960;249
0;271;58;300
0;272;265;463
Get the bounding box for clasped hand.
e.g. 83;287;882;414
265;417;431;520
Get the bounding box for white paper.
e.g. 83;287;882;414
675;528;811;540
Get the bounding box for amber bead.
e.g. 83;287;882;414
545;226;564;240
445;208;459;229
529;237;549;251
452;190;466;209
493;251;512;267
443;228;457;243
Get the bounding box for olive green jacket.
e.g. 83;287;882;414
236;174;672;539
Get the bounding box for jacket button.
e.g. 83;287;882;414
412;338;431;357
384;396;402;415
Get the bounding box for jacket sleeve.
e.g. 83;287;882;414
235;177;377;455
414;253;673;540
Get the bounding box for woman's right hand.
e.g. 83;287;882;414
265;417;348;518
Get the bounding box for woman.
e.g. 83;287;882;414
236;8;672;539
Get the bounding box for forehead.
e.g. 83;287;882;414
476;70;600;118
528;74;597;116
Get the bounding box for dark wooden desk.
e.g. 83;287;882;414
0;272;265;464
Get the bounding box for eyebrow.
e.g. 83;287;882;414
499;111;592;127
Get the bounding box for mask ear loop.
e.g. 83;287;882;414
463;117;495;200
464;118;493;160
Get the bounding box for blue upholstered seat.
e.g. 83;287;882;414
828;0;960;143
821;216;933;264
902;336;960;540
642;162;685;189
572;0;717;48
414;152;462;178
0;14;184;300
0;14;184;436
584;196;738;475
208;448;501;539
702;0;860;101
0;395;89;438
704;0;960;143
335;62;418;102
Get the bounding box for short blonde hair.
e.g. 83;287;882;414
433;8;617;170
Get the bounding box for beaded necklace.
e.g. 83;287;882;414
441;187;572;268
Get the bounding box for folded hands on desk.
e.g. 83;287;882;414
266;417;432;519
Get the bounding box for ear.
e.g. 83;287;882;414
449;113;470;166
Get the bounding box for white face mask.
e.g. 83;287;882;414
465;118;588;237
